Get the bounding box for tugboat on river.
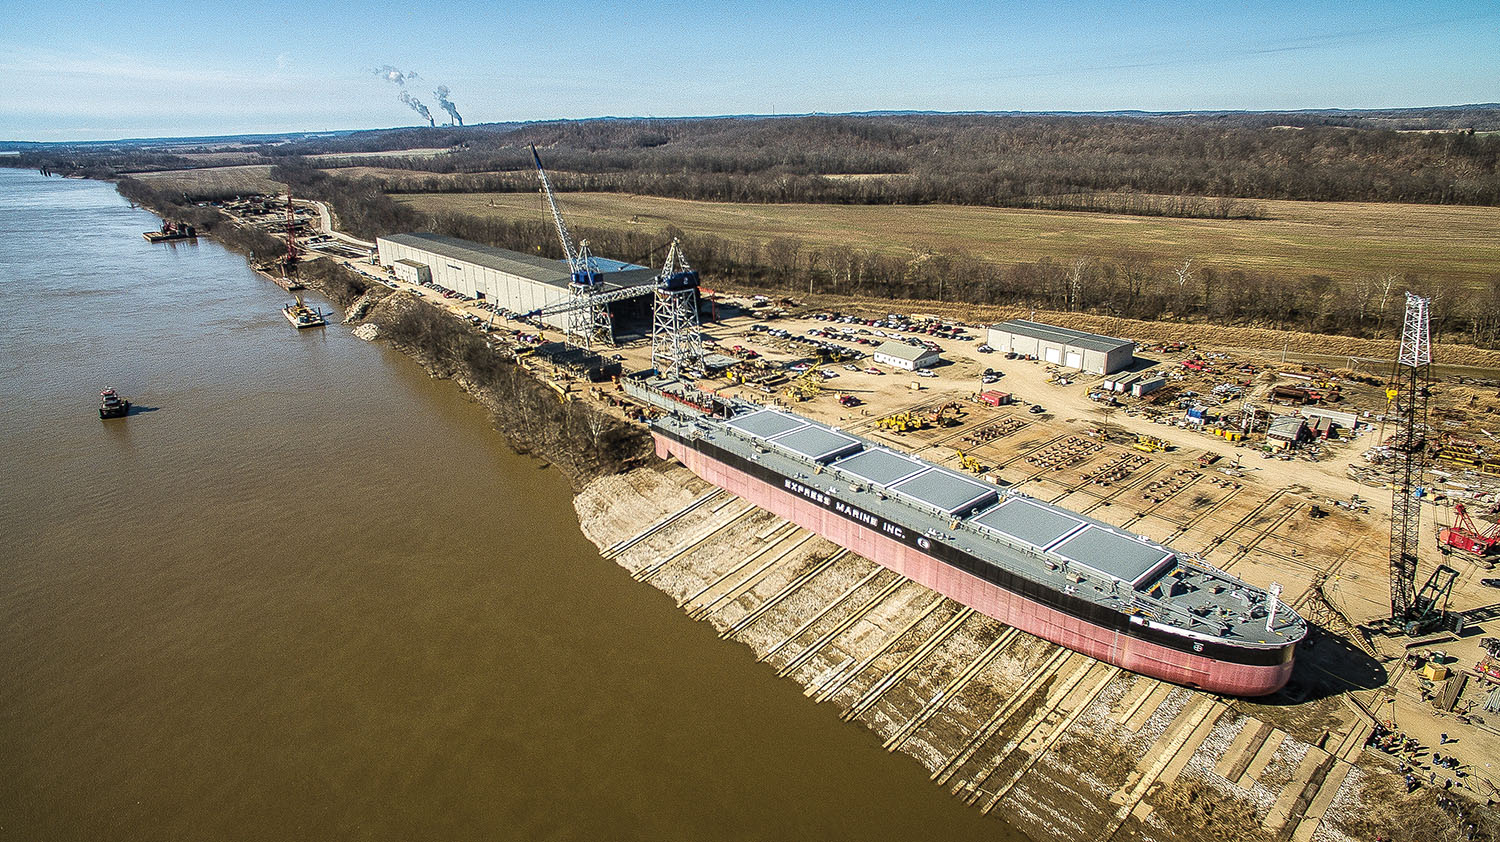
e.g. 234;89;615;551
99;388;131;419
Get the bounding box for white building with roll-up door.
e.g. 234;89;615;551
375;232;658;333
986;319;1134;375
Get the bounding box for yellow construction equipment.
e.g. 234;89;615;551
954;449;984;473
1134;434;1169;453
877;411;929;433
783;368;823;402
927;403;962;428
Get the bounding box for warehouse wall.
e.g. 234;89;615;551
377;239;572;330
985;327;1134;376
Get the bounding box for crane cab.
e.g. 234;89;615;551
661;269;699;292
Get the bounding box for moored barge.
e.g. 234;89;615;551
282;298;327;329
632;378;1306;696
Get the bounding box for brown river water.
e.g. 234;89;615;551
0;170;1015;840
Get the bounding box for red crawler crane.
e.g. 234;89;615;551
1438;502;1500;556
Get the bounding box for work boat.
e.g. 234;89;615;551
99;388;131;419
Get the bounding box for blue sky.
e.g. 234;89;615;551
1;0;1496;141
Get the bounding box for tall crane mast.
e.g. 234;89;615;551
530;144;608;348
1388;292;1432;619
651;239;705;378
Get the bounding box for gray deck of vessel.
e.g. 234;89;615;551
888;469;996;515
655;406;1306;649
726;409;805;439
770;426;862;462
837;448;925;486
974;498;1084;550
1052;527;1173;587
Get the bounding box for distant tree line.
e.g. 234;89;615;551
115;175;372;305
293;114;1500;207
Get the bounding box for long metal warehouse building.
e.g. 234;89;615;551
986;319;1134;375
375;232;658;333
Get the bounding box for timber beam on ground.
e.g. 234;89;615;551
956;654;1101;806
839;607;977;720
1263;747;1338;835
812;593;949;703
601;488;727;559
1213;498;1303;572
720;550;849;639
678;525;808;615
632;504;760;583
1164;482;1244;543
778;578;916;680
883;626;1021;752
976;662;1125;814
932;645;1070;787
1100;694;1228;840
758;566;888;663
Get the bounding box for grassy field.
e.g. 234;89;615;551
395;191;1500;288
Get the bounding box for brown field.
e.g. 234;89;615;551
134;164;280;195
395;191;1500;288
308;147;452;161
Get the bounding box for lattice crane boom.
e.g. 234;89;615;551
1389;291;1433;620
531;144;606;347
531;144;577;267
521;284;654;320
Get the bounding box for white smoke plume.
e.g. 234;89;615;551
398;91;435;126
375;66;435;126
373;65;420;86
434;85;463;126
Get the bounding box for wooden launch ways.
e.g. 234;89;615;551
601;475;1367;842
601;488;727;560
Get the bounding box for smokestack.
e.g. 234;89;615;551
434;85;463;127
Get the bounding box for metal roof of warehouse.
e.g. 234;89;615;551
990;319;1133;353
874;341;941;362
380;233;657;290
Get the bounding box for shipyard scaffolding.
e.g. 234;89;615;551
651;239;705;378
